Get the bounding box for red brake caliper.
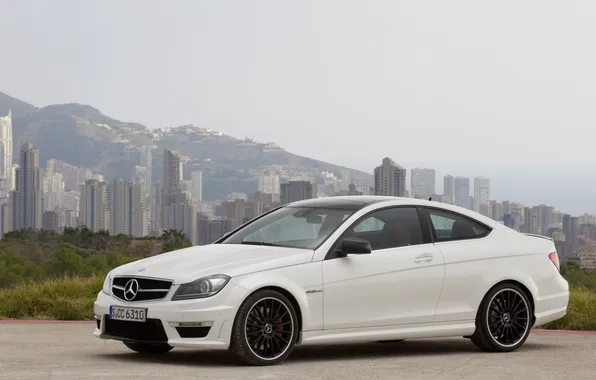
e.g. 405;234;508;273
275;313;283;341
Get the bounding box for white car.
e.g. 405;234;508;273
93;196;569;366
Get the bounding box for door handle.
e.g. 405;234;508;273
414;253;433;263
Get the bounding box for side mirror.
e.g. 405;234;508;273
340;237;372;255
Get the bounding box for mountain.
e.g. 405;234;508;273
0;91;373;199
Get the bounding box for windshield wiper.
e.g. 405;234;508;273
240;241;285;247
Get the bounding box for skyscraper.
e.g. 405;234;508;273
108;178;128;235
280;181;317;204
410;168;435;199
79;179;109;232
139;145;152;197
163;149;182;202
164;191;197;245
473;177;490;212
454;177;470;209
443;175;454;203
374;157;406;197
0;110;13;202
9;142;44;231
191;171;203;203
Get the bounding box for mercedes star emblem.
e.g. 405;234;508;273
124;279;140;301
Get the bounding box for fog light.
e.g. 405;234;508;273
168;321;213;327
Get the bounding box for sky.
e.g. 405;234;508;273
1;0;595;215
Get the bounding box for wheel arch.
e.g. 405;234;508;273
477;279;537;327
232;284;305;344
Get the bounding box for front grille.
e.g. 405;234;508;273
104;317;168;342
112;276;173;302
176;326;211;338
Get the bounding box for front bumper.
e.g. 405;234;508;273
93;281;246;350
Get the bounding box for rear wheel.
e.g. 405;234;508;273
471;283;533;352
123;341;173;354
229;289;299;366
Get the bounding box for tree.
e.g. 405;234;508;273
161;229;192;253
43;245;84;277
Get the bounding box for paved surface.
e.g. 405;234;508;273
1;323;596;380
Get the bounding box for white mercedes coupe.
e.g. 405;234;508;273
93;196;569;366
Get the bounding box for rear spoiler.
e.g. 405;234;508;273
522;233;554;242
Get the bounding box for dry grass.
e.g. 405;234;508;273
0;276;103;320
538;285;596;331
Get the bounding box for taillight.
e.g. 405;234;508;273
549;251;560;272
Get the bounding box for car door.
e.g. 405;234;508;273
321;206;446;330
420;206;496;323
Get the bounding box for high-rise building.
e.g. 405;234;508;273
454;177;470;209
139;145;152;197
410;168;435;199
150;182;162;235
8;141;44;231
562;214;579;254
443;175;455;203
374;157;406;197
473;177;490;212
108;178;128;236
163;149;182;228
164;191;197;245
127;181;148;238
163;149;182;201
0;110;13;203
79;179;109;232
133;165;148;197
523;207;540;234
258;170;280;198
538;205;555;235
221;199;247;229
280;181;317;204
43;171;65;213
492;201;504;221
42;210;60;233
108;178;147;237
191;171;203;203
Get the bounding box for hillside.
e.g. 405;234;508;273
0;91;373;199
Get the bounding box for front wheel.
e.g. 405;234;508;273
471;283;533;352
123;341;173;354
229;289;299;366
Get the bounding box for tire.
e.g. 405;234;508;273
470;282;533;352
377;339;405;343
123;341;173;354
230;289;299;366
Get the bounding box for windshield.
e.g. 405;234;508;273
218;206;355;250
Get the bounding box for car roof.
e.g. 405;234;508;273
286;196;507;230
285;196;392;210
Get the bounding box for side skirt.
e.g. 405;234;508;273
298;321;476;346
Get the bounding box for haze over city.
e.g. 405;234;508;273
1;0;596;214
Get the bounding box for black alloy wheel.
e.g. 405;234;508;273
470;282;533;352
230;289;298;366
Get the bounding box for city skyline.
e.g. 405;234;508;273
0;109;593;223
1;138;595;268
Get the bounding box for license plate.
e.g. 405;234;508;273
109;306;147;322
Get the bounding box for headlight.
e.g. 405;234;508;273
102;272;113;295
172;274;230;301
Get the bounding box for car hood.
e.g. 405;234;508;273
111;244;314;284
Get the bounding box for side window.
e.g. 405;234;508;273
353;216;384;232
426;209;491;242
346;207;424;251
